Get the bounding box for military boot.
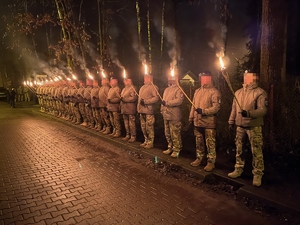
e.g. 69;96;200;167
228;168;243;178
100;126;106;133
103;127;111;135
122;135;130;141
80;121;88;126
144;143;153;149
112;131;121;138
170;151;179;158
204;162;215;172
128;136;136;143
190;158;202;167
163;149;172;155
253;175;262;187
109;129;116;136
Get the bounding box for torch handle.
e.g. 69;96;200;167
26;85;36;94
221;70;243;111
176;81;197;108
150;82;163;101
130;85;139;97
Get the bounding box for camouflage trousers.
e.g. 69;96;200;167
85;104;94;124
73;104;82;123
164;120;182;152
109;111;121;134
100;107;111;129
235;126;264;176
79;103;87;122
139;113;155;145
92;107;102;127
194;127;216;163
123;114;136;137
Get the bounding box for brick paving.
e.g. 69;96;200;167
0;101;276;225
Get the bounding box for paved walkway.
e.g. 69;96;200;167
0;101;298;225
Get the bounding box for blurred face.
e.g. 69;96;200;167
124;79;132;86
200;76;212;85
144;75;153;84
110;79;118;87
101;78;109;85
244;73;258;85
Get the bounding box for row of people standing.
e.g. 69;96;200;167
35;70;267;187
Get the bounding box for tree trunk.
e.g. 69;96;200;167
260;0;287;152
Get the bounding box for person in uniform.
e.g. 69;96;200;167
83;79;93;127
120;77;138;142
23;85;30;101
161;73;184;158
228;71;268;187
137;74;159;149
91;80;101;130
99;77;111;134
189;71;221;172
107;77;121;138
17;85;24;102
77;80;87;126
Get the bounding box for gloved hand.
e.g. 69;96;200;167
92;96;96;100
195;108;202;114
241;110;249;117
140;99;145;106
228;124;235;132
161;100;166;106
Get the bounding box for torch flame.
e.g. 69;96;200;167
144;64;148;75
29;82;33;87
123;69;126;79
219;57;225;70
101;70;106;78
88;74;94;80
171;68;175;77
72;74;77;80
67;77;71;81
23;81;26;85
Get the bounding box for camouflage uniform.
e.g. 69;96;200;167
189;83;221;167
91;82;101;130
228;82;267;185
83;83;93;127
161;83;184;157
120;83;138;142
137;81;159;148
99;82;111;134
77;82;87;125
107;82;121;137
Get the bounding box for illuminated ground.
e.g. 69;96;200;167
0;100;290;224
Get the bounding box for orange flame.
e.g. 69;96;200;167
170;68;175;77
144;64;148;75
123;69;126;79
88;74;94;80
101;70;106;78
219;57;225;69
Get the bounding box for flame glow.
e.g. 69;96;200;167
123;69;126;79
170;68;175;77
219;57;225;69
101;70;106;78
144;64;148;75
67;77;71;81
72;74;77;80
88;74;94;80
23;81;26;85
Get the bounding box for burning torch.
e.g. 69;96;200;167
123;68;139;97
172;67;197;108
143;63;163;101
219;57;242;111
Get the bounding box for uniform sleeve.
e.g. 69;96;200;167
166;89;184;107
249;90;268;118
124;87;138;103
228;93;238;125
202;89;221;115
144;85;159;105
189;90;197;121
110;87;121;103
